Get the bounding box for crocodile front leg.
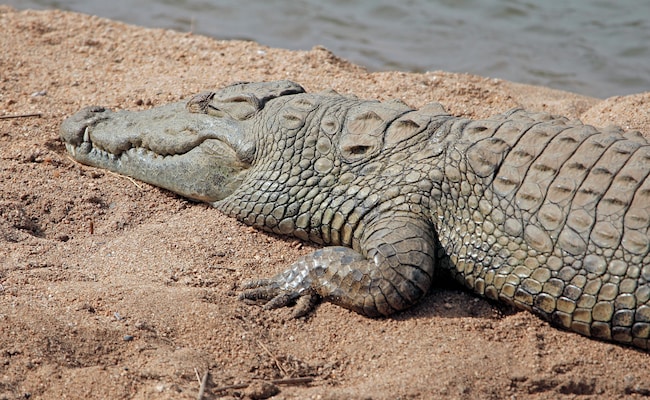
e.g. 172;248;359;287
240;214;437;317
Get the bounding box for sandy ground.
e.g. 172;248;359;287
1;6;650;400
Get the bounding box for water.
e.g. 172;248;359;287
6;0;650;98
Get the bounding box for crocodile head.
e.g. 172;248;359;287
60;81;305;202
61;79;452;224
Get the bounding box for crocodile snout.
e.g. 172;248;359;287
60;106;110;149
60;101;252;203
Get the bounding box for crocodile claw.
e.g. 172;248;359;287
239;279;320;318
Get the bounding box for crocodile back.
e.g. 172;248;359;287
440;109;650;347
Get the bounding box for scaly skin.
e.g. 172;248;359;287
61;81;650;349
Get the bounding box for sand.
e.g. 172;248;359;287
1;6;650;399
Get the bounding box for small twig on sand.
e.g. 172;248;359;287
211;265;237;272
272;377;314;385
65;155;81;166
197;369;210;400
212;377;313;393
194;368;202;385
256;339;288;377
0;112;42;120
105;170;144;189
213;383;249;392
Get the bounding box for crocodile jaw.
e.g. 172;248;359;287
60;102;251;202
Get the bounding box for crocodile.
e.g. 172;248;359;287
60;80;650;349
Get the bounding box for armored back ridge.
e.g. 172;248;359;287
61;80;650;349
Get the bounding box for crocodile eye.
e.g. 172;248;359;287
186;91;216;114
206;105;226;118
186;92;260;120
216;95;261;120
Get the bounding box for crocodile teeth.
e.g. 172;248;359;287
65;143;76;157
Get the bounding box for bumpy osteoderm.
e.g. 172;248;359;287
61;80;650;349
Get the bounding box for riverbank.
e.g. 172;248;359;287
1;7;649;399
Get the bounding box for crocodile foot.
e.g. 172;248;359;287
239;278;321;318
